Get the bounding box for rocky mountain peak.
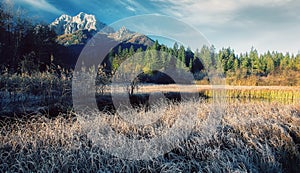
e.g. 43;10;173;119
51;13;154;47
49;12;105;35
108;26;136;41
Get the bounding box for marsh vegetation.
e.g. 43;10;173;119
0;100;299;172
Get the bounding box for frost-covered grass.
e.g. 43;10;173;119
0;100;299;172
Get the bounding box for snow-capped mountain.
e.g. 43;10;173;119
50;12;105;35
50;12;153;47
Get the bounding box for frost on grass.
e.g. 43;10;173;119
0;100;299;172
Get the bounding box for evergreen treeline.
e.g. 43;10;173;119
105;42;300;85
216;47;300;85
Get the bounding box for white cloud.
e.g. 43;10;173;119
16;0;63;14
149;0;299;54
126;6;136;12
119;0;149;13
151;0;296;25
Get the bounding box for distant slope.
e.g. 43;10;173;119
49;13;154;68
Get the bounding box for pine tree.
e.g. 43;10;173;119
178;45;185;68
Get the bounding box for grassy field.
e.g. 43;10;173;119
0;100;299;172
135;84;300;104
1;73;300;172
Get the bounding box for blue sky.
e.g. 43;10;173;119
9;0;300;54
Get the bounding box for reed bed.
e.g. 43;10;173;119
138;84;300;103
0;100;299;172
203;88;300;104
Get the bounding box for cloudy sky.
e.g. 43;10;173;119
10;0;300;54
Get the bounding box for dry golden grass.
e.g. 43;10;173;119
0;100;299;172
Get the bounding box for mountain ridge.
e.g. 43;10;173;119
50;13;154;47
49;13;154;68
49;12;106;35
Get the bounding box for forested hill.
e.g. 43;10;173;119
1;6;300;86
